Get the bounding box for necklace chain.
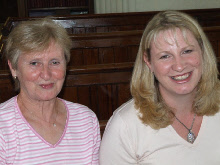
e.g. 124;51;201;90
30;108;58;127
175;113;196;143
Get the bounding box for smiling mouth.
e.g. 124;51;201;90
171;72;191;81
40;83;54;89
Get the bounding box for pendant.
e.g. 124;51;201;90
187;130;195;143
53;123;56;127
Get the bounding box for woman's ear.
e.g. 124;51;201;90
8;60;17;78
143;51;153;72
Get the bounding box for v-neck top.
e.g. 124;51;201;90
0;96;101;164
100;99;220;165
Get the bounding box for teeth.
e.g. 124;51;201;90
172;73;190;80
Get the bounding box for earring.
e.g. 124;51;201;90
14;76;17;79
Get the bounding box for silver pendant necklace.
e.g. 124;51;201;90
175;113;196;143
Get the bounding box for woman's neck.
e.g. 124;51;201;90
17;94;58;122
160;91;196;116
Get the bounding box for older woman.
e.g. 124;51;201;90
100;10;220;164
0;18;101;164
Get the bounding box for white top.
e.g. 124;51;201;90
100;99;220;165
0;96;101;165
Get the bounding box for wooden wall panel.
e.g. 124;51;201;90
117;83;132;106
114;47;129;63
204;27;220;59
69;49;84;66
83;49;99;65
96;27;109;33
98;48;114;64
90;85;101;117
97;85;114;120
85;27;96;33
0;71;17;103
210;41;218;58
59;86;78;102
2;8;220;36
68;30;143;66
108;25;138;32
73;27;85;34
127;46;139;62
77;86;91;107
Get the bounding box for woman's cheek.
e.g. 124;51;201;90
26;71;40;81
53;69;66;80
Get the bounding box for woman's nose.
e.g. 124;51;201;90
40;65;52;80
172;57;186;72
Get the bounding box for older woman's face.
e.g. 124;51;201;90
144;28;203;98
11;41;66;101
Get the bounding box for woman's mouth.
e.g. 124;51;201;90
40;83;54;89
171;72;191;81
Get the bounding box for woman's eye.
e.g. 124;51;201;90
160;55;169;59
30;61;38;66
183;50;193;54
51;61;60;65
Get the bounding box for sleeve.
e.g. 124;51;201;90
92;114;101;165
99;111;137;165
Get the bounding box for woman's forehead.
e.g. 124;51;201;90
20;43;64;60
151;28;196;49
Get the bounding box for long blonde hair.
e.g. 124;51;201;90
131;10;220;129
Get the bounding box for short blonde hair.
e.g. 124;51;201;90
5;17;72;91
131;10;220;129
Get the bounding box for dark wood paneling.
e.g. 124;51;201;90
0;70;17;103
68;30;142;67
2;8;220;36
1;27;220;69
204;26;220;60
0;0;18;23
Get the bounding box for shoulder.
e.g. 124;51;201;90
60;99;98;123
0;97;18;136
0;97;17;117
112;99;139;122
105;99;141;131
100;99;150;163
206;109;220;121
62;99;95;115
0;97;16;109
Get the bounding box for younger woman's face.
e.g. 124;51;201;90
144;28;203;98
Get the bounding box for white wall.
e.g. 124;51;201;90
94;0;220;14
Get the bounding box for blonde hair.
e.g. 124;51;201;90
5;17;72;91
131;10;220;129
